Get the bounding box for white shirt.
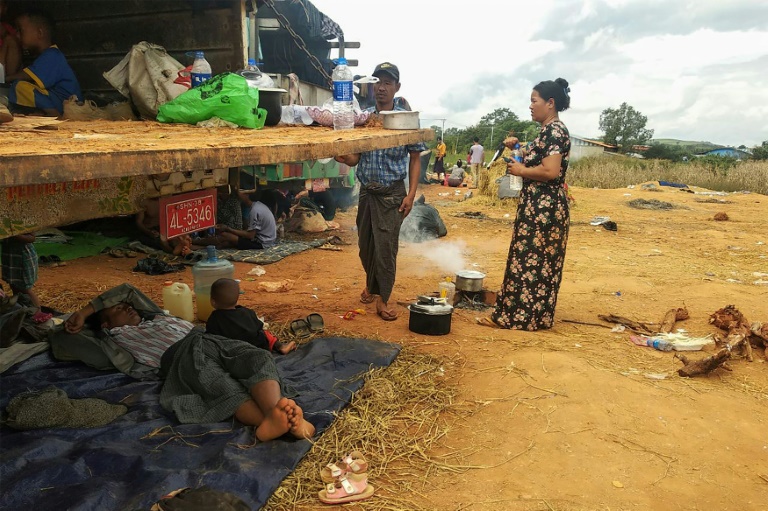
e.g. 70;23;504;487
469;143;484;164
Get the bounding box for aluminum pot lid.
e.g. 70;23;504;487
408;304;453;315
456;270;486;279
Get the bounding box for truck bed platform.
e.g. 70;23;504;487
1;120;434;186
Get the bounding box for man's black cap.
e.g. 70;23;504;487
372;62;399;82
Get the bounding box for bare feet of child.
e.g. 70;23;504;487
283;398;315;439
255;397;291;441
275;340;297;355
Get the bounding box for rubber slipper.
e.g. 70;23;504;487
475;316;501;328
360;290;376;304
377;309;398;321
289;318;311;338
122;249;138;258
318;473;374;505
306;313;324;333
108;248;126;258
320;451;369;483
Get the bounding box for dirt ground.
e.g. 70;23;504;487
31;182;768;510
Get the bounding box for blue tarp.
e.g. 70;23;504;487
0;337;400;510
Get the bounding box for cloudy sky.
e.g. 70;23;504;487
309;0;768;148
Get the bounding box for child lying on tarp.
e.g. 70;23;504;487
59;284;315;442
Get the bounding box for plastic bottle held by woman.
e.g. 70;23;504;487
332;57;354;130
190;51;212;88
162;281;194;322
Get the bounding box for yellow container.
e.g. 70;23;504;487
438;277;456;303
162;281;194;322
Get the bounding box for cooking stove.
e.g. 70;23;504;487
454;289;494;311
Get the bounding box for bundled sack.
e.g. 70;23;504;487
103;41;188;119
157;73;267;129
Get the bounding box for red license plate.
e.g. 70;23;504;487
159;189;217;240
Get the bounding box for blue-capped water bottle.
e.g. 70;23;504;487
332;57;354;130
190;51;212;88
647;338;674;351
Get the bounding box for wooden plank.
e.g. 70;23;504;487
0;122;434;186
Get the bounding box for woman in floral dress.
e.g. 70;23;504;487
480;78;572;330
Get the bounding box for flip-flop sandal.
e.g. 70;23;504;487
306;313;324;333
318;473;374;505
122;249;138;258
289;318;311;338
377;309;398;321
320;451;369;483
475;316;501;328
360;290;376;304
108;248;126;258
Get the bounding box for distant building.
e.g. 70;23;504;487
696;148;752;160
570;136;616;161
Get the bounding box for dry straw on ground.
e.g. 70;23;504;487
265;342;465;511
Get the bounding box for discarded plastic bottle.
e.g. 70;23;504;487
190;51;212;88
647;338;674;351
332;57;354;130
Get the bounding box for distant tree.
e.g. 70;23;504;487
599;102;654;153
752;140;768;160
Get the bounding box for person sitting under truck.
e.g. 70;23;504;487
217;190;278;250
134;198;173;253
62;283;314;440
6;10;82;116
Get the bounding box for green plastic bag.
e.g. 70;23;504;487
157;73;267;129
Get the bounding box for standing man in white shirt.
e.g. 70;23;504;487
468;137;485;189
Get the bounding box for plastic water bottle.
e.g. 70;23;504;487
512;143;523;163
190;51;212;88
332;57;354;130
647;338;674;351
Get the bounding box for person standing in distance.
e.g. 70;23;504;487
468;137;485;189
434;136;447;182
335;62;427;321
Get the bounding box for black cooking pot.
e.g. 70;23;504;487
258;88;286;126
408;302;453;335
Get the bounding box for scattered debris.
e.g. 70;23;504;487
598;314;656;335
677;305;768;376
589;216;610;226
257;280;295;293
453;211;487;220
247;266;266;276
627;198;676;210
659;307;689;333
695;198;733;204
713;212;729;221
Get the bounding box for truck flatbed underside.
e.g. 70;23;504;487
1;121;433;186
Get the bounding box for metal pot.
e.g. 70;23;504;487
408;302;453;336
257;88;287;126
455;270;485;292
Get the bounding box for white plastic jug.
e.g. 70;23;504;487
162;281;194;322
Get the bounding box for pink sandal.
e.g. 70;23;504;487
320;450;369;483
318;473;374;505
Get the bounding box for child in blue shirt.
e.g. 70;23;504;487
6;11;82;116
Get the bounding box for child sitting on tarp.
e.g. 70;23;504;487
6;10;82;116
206;278;296;354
